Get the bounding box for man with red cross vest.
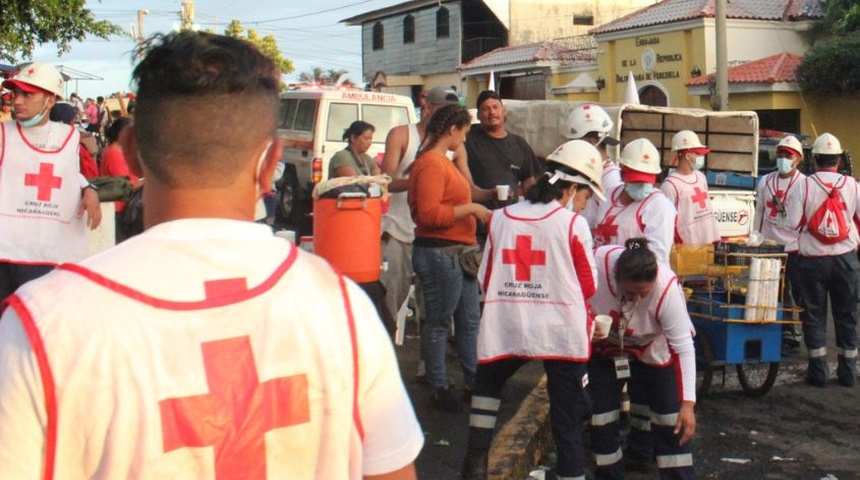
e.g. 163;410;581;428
0;32;423;479
754;135;805;350
660;130;720;245
0;62;102;300
786;132;860;388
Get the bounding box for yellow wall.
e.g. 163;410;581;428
804;95;860;171
598;28;707;107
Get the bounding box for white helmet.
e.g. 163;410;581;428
776;136;803;156
546;139;605;200
564;104;618;145
2;62;64;98
671;130;708;152
619;138;662;174
812;133;843;155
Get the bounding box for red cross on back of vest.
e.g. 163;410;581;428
502;234;546;281
691;187;708;209
24;162;63;201
595;215;619;244
159;336;310;479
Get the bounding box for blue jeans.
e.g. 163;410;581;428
412;245;480;391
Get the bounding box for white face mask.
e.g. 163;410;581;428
17;100;50;128
255;141;273;198
776;156;794;175
625;182;654;201
691;156;705;170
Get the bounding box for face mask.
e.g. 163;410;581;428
776;156;794;175
255;141;273;198
565;186;577;211
625;182;654;201
691;156;705;170
17;101;49;128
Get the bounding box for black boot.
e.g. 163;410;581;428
461;448;489;480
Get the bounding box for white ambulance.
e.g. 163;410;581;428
275;89;418;230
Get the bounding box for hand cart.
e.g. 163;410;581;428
672;243;802;398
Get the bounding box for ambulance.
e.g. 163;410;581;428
275;89;417;231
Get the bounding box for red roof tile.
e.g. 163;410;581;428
591;0;823;35
686;53;804;86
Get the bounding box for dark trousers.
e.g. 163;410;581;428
0;262;55;302
795;252;859;383
588;356;695;480
467;357;590;479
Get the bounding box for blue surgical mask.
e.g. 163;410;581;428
692;156;705;170
625;182;654;201
776;156;794;175
17;101;49;128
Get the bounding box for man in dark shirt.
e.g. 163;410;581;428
466;90;540;211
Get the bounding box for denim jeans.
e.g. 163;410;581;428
412;245;480;391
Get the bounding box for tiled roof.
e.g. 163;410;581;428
459;41;595;71
686;53;803;86
591;0;824;35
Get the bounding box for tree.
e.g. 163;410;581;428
298;67;352;86
0;0;124;62
797;1;860;94
224;20;294;76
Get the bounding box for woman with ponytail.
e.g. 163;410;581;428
461;139;605;480
407;104;490;413
589;238;697;480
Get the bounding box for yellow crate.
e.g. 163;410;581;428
670;244;714;276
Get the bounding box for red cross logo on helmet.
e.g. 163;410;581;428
27;68;35;75
643;153;650;160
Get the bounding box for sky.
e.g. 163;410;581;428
27;0;404;99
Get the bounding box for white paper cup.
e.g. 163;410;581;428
496;184;511;201
274;230;296;244
594;314;613;340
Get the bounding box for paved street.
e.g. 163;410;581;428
394;319;860;480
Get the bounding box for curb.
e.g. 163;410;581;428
488;375;552;480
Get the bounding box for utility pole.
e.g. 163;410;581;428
712;0;729;111
136;9;149;61
181;0;195;30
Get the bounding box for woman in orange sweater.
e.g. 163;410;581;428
408;104;490;413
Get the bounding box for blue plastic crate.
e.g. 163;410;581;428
688;292;782;364
705;170;756;189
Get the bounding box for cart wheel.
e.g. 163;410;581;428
736;362;780;398
694;330;714;399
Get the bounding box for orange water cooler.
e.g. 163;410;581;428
313;192;382;283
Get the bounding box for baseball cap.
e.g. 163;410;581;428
425;86;459;106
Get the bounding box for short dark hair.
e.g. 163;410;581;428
343;120;374;142
132;31;280;187
97;96;104;103
614;238;658;285
105;117;132;145
814;153;840;169
476;90;502;109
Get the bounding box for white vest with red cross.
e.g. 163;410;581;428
592;185;677;265
0;220;423;479
755;170;803;252
660;170;721;244
590;245;697;402
0;121;86;264
477;201;595;362
795;171;860;257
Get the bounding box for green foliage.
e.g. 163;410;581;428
0;0;125;62
224;20;294;76
798;1;860;94
797;33;860;94
299;67;350;86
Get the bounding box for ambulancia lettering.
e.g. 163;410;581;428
340;92;397;103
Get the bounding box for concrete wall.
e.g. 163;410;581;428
360;3;462;80
509;0;657;46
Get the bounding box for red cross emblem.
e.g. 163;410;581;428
691;187;709;209
502;235;546;281
24;163;62;201
643;154;650;160
594;215;619;244
766;190;785;217
585;113;592;120
160;336;310;479
27;68;35;76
